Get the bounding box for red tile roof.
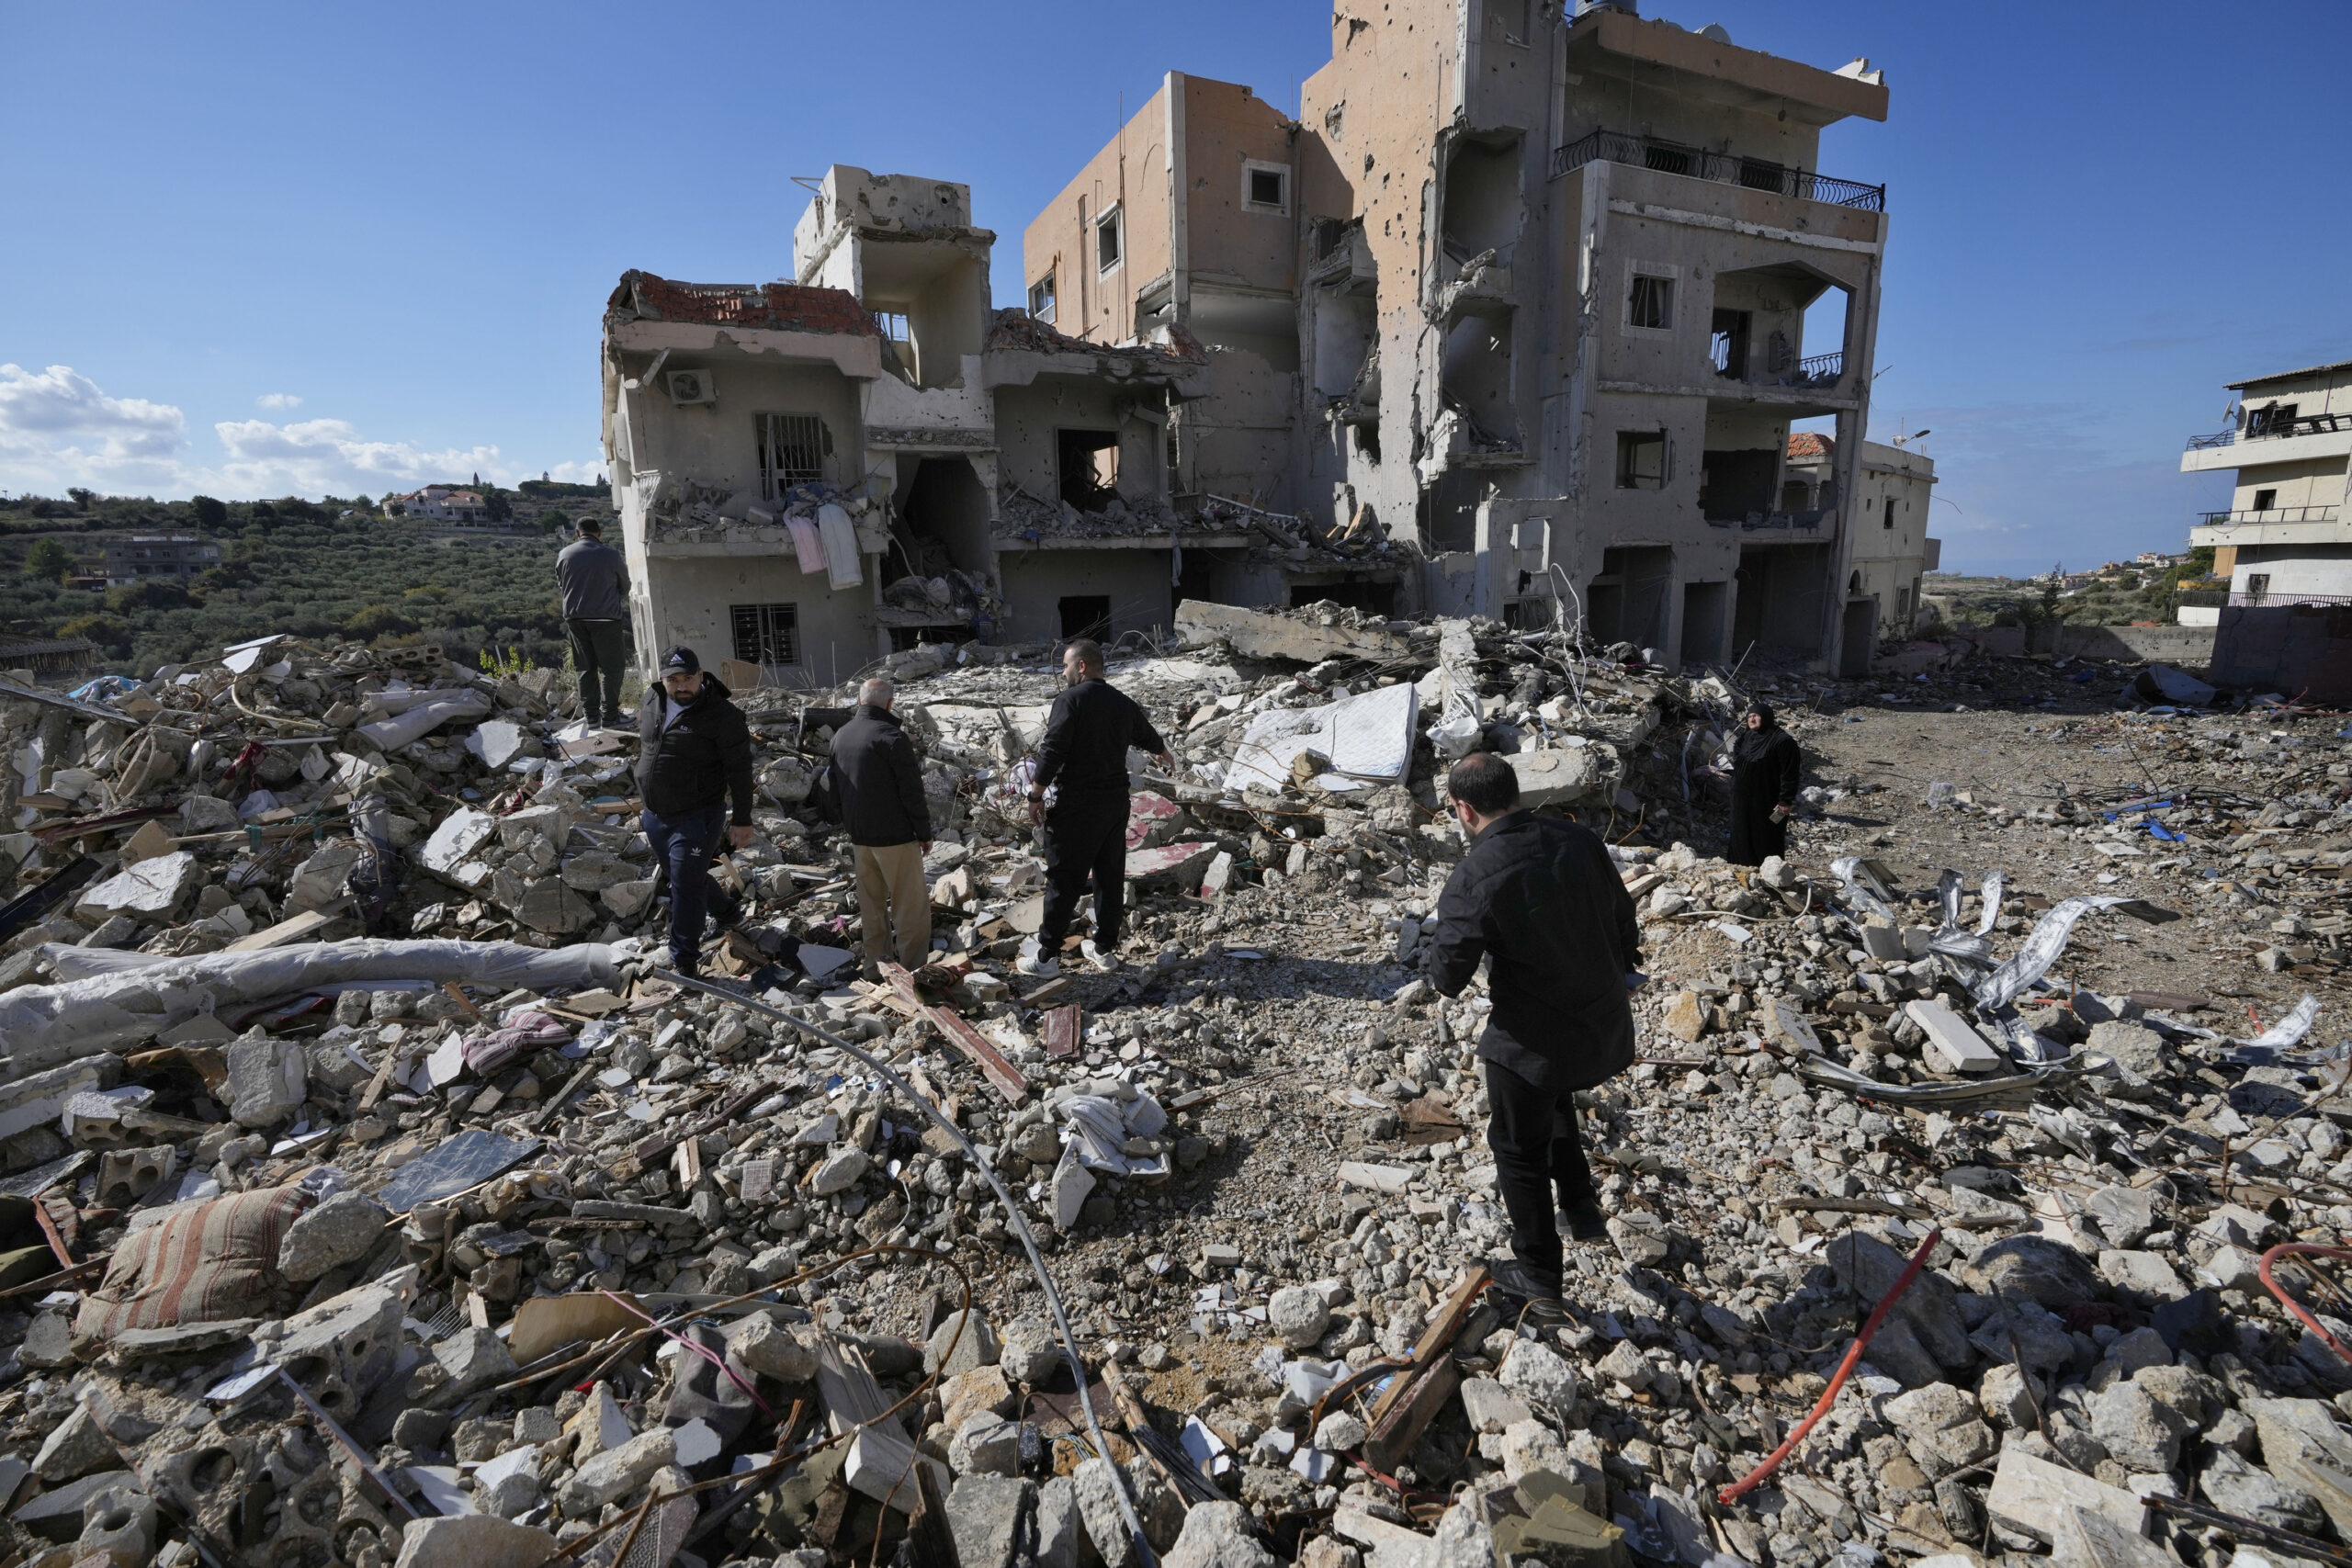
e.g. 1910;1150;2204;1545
608;270;877;337
1785;432;1833;460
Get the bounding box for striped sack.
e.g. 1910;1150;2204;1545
73;1185;310;1344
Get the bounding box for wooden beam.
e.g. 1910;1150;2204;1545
883;962;1029;1104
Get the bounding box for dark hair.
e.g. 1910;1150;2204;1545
576;516;603;536
1448;752;1520;815
1065;637;1104;672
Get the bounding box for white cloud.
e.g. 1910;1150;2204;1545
0;363;189;491
255;392;302;409
0;364;594;500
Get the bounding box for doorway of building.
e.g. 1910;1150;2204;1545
1680;581;1727;666
1839;599;1876;677
1059;595;1112;640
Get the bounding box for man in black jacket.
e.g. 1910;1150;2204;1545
634;647;755;978
830;677;933;979
1424;752;1641;1316
1019;638;1173;977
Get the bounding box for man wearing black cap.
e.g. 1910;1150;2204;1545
1424;751;1641;1321
557;517;630;729
635;647;754;978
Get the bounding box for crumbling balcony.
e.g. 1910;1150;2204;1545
1551;129;1885;210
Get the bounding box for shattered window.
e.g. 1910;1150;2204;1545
756;412;829;500
730;603;799;667
1616;431;1665;490
1029;273;1056;324
1627;274;1673;331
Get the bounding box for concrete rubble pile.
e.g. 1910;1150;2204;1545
0;608;2345;1568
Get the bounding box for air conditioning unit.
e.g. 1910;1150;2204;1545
665;369;716;406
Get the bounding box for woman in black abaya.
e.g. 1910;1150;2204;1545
1726;701;1801;864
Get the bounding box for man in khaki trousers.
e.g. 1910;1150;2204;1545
828;678;933;979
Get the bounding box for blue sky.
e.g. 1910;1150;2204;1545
2;1;2346;577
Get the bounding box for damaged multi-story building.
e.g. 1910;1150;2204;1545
1024;0;1894;672
603;0;1897;678
599;168;1387;682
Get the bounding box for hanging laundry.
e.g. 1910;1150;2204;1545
784;514;827;576
817;502;863;589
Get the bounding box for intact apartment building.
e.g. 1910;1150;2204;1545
103;536;220;586
2182;359;2352;618
1023;0;1894;672
1783;433;1939;637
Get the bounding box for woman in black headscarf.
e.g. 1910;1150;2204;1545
1726;701;1802;865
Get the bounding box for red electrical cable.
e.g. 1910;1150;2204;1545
2259;1244;2352;1363
1717;1226;1941;1506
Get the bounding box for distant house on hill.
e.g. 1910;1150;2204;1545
104;536;220;586
382;485;490;522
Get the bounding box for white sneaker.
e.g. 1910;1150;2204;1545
1080;939;1119;973
1015;937;1059;978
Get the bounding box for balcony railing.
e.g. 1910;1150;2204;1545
2196;505;2341;526
2187;411;2352;450
1551;129;1886;210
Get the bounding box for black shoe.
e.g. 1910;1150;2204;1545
1487;1258;1569;1326
1559;1198;1610;1243
601;711;626;730
709;898;744;933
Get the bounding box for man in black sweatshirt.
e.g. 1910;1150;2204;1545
634;647;754;978
1019;638;1173;977
1424;752;1641;1320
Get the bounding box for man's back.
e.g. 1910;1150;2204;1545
557;538;628;620
1034;678;1166;798
1427;813;1637;1089
830;705;931;847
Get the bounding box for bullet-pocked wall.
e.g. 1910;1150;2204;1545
632;548;871;689
993;548;1175;645
993;381;1167;508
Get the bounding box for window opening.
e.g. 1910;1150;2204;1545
2246;572;2271;600
1095;207;1123;272
1028;274;1057;324
1058;596;1112;640
2252;488;2278;512
1248;167;1287;209
1709;310;1750;378
1057;429;1121;508
1615;431;1665;490
871;310;910;346
756;413;828;500
2247;403;2298;437
1628;275;1673;331
729;603;799;666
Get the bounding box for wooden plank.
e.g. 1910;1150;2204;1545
222;904;345;953
356;1046;404;1112
883;962;1030;1104
1043;1004;1083;1059
1363;1355;1460;1474
1370;1265;1489;1427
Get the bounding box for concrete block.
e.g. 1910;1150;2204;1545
1984;1447;2150;1546
1905;998;2003;1075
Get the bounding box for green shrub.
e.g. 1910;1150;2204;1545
107;579;197;612
345;604;420;639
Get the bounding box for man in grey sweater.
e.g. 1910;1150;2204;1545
556;518;630;728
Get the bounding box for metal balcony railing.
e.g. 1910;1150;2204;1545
2196;505;2341;526
2231;589;2352;608
1551;129;1886;210
2187;412;2352;450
